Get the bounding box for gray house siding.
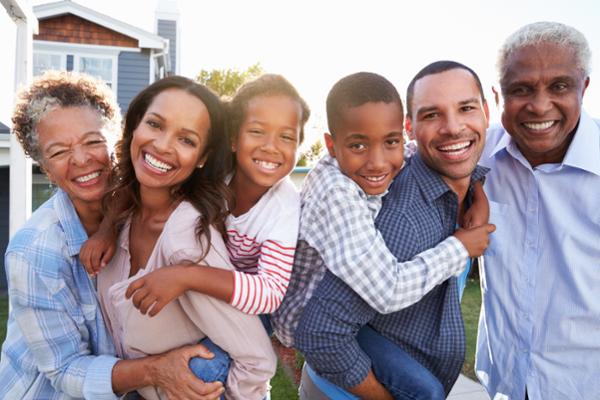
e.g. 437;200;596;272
157;19;176;73
117;50;150;113
0;167;9;289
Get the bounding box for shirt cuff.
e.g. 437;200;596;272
83;355;120;400
443;236;470;276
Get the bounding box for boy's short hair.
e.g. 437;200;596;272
326;72;403;136
406;61;485;118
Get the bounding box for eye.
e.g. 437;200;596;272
422;112;438;120
349;143;366;152
281;133;297;142
460;105;476;112
49;149;68;159
551;82;568;92
179;136;197;146
86;138;106;146
146;119;160;129
248;128;264;136
509;86;530;96
385;138;401;147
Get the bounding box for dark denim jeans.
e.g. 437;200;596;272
357;325;445;400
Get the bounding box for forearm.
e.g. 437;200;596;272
182;264;235;304
111;357;156;395
348;370;394;400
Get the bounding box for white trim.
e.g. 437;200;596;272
34;0;167;49
0;134;10;148
35;39;141;54
1;0;38;32
73;52;119;94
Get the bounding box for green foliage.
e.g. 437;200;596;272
461;279;482;380
196;63;264;98
296;139;324;167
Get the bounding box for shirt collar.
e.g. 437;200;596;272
53;188;89;256
489;110;600;176
408;153;488;204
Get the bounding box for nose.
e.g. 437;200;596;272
366;146;386;171
153;132;174;153
526;91;553;115
260;133;278;153
71;145;91;166
441;112;464;136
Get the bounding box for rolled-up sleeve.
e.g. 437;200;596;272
294;270;376;389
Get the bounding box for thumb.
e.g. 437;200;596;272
188;343;215;360
485;223;496;233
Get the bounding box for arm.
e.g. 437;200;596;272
80;215;118;275
310;186;470;314
295;270;391;399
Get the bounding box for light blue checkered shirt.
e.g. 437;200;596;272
272;154;468;347
0;189;119;399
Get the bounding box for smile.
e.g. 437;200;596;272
144;152;173;173
362;174;388;183
437;140;473;155
253;159;281;170
522;121;556;131
74;171;101;183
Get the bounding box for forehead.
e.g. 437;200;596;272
38;106;104;144
412;69;481;110
245;94;302;119
502;42;581;83
336;101;403;136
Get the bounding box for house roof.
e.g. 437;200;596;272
34;0;167;50
0;121;9;134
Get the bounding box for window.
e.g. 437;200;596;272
78;56;114;88
33;53;64;76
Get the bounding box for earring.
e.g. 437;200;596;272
197;164;204;169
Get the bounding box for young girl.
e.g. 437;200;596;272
95;76;277;400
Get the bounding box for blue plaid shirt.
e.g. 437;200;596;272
0;189;119;399
295;154;487;393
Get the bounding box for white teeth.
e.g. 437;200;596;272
364;175;386;182
439;141;471;152
254;159;279;170
523;121;554;130
75;171;100;183
145;153;173;172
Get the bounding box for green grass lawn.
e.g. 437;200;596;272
0;279;482;396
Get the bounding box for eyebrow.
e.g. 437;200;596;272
246;118;298;132
416;97;480;115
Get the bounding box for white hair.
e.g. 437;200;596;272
497;21;591;82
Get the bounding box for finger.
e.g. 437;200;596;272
188;379;224;398
126;279;145;299
101;244;116;267
149;299;167;317
187;343;215;360
131;287;149;309
139;295;157;315
487;223;496;233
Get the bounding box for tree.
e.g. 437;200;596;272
296;139;324;167
196;63;263;98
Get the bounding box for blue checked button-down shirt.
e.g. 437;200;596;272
294;154;488;393
272;155;468;348
0;189;119;400
476;112;600;400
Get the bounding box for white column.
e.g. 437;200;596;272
9;18;33;238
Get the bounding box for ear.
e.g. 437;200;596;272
483;100;490;128
582;76;590;95
324;133;336;158
405;118;415;141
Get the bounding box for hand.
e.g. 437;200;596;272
462;181;489;228
80;230;117;275
151;343;225;400
453;224;496;257
126;264;189;316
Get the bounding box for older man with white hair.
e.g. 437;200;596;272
477;21;600;400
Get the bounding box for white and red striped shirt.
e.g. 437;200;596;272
227;177;300;315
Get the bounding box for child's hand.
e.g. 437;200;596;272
80;231;117;275
462;181;489;228
126;264;190;317
454;224;496;257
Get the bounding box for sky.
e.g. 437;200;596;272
2;0;600;148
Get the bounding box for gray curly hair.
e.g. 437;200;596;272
11;70;121;165
497;21;591;83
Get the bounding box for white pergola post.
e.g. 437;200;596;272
1;0;38;238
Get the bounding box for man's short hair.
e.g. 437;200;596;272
497;21;591;83
406;61;485;118
326;72;403;135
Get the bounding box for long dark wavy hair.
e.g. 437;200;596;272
107;76;232;259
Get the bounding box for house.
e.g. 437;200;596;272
0;0;180;288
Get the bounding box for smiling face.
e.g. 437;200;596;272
37;106;111;214
500;42;589;166
326;101;405;195
407;68;489;192
232;94;301;192
130;88;211;194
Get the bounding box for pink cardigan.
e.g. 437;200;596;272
97;201;276;400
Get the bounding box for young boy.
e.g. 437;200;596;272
272;72;493;399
